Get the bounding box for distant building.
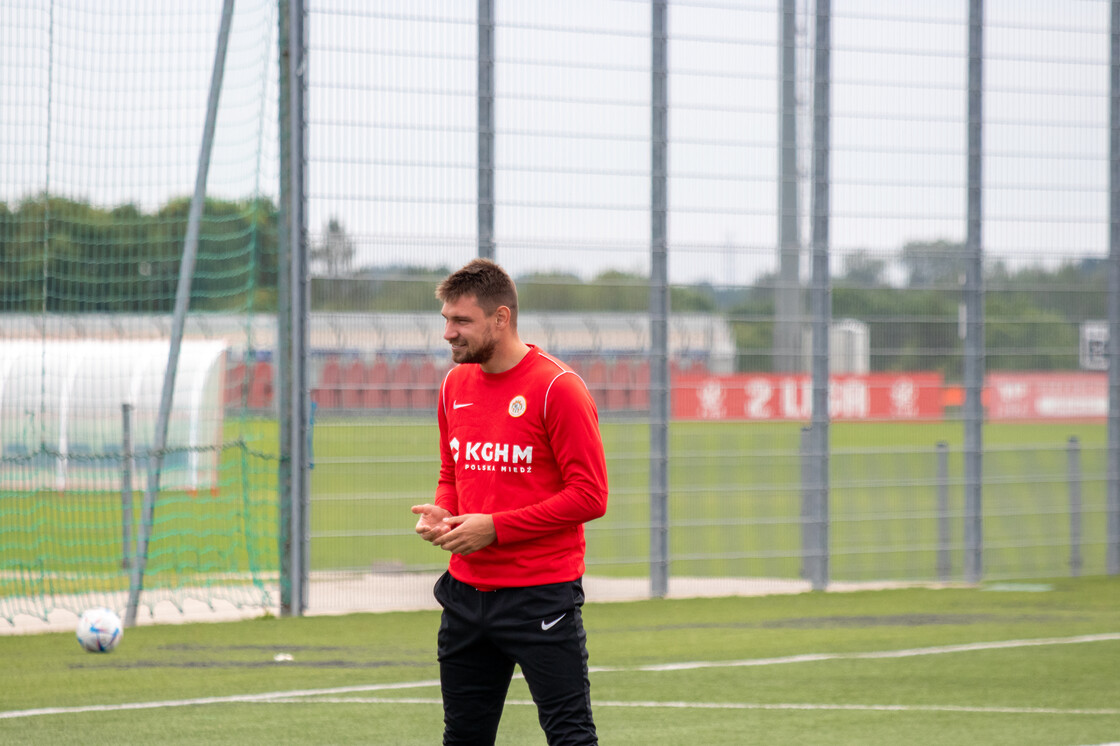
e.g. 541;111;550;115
0;312;737;373
801;318;870;374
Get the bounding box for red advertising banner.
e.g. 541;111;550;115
986;372;1108;420
672;372;945;421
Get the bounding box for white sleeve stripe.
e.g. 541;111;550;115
536;351;591;419
537;350;566;371
543;372;565;419
543;369;592;419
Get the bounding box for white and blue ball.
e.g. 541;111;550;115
76;608;123;653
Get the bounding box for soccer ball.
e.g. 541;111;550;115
76;608;123;653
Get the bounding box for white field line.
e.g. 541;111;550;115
0;680;441;720
3;633;1119;721
261;697;1120;717
599;632;1120;673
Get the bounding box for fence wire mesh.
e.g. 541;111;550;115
304;0;1117;609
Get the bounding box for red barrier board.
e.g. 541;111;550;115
986;372;1107;420
672;372;945;421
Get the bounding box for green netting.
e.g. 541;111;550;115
0;440;279;624
0;1;280;627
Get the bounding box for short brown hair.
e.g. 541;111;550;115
436;258;518;322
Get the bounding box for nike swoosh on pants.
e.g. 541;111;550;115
541;613;566;631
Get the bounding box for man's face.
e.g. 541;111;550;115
441;294;499;365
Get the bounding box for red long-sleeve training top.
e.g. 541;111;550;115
434;345;609;589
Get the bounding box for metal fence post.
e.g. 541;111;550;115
1108;0;1120;576
649;0;670;599
800;426;812;580
477;0;495;261
775;0;802;373
963;0;985;585
120;403;134;571
1068;436;1082;576
279;0;310;616
808;0;832;592
937;441;951;580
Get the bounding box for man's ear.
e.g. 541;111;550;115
493;305;512;329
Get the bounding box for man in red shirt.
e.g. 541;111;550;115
412;258;608;745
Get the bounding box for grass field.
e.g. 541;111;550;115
2;577;1118;745
310;417;1113;580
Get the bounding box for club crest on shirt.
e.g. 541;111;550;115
508;395;527;417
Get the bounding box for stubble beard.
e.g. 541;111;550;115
451;336;497;365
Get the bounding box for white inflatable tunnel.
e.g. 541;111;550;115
0;340;226;493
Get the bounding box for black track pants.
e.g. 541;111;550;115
434;572;597;746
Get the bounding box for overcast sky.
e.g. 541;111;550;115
2;0;1112;286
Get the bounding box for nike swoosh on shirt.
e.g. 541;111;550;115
541;613;566;631
453;401;474;409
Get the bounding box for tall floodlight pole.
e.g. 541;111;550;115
649;0;670;598
1107;0;1120;575
776;0;802;373
478;0;495;260
278;0;310;616
963;0;985;584
125;0;235;628
807;0;831;591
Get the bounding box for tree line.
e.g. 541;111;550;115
0;194;278;313
318;239;1107;376
716;241;1105;374
2;197;1106;375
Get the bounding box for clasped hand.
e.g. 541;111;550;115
411;504;496;556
